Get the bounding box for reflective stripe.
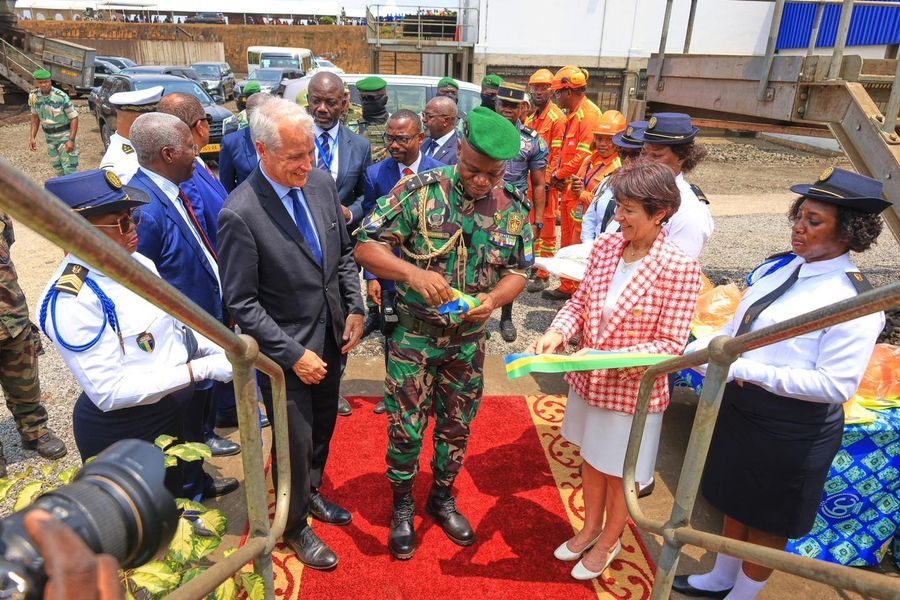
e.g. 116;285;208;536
550;141;563;148
576;143;591;152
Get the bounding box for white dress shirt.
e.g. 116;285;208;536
140;167;221;291
38;253;224;411
312;122;340;181
687;253;885;403
99;132;139;183
663;173;714;259
429;129;456;156
400;153;422;175
260;165;322;249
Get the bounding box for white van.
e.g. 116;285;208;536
246;46;314;76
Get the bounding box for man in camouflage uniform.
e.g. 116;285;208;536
495;82;547;343
355;106;532;560
0;214;67;477
235;82;261;129
355;76;390;163
342;82;364;132
29;69;79;176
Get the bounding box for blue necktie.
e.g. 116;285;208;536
317;132;331;172
288;189;322;265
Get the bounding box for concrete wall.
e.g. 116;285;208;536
17;21;369;73
48;39;224;65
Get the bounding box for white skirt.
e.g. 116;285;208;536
561;388;664;484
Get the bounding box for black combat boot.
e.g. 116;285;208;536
426;484;474;546
389;491;416;560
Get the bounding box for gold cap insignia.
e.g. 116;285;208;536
625;126;634;136
819;166;834;182
647;116;658;129
105;170;122;190
853;272;864;282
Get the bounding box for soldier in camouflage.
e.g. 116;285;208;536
355;76;390;163
342;81;364;132
29;69;79;177
355;106;532;560
0;213;67;477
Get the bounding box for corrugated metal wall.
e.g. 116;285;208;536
777;1;900;49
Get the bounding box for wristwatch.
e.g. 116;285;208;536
535;222;544;230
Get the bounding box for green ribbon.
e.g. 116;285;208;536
504;351;674;379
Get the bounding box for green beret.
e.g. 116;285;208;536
464;106;520;161
437;77;459;89
242;81;261;95
33;69;51;80
356;76;387;92
481;74;503;89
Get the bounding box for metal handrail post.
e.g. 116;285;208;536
806;1;825;56
881;58;900;135
757;0;787;101
683;0;699;53
828;0;855;79
653;0;674;91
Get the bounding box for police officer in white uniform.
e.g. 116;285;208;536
99;86;164;184
38;169;235;496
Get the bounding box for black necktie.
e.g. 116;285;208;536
735;265;801;336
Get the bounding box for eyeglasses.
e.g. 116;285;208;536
94;208;142;235
191;115;213;129
422;111;450;121
382;133;416;145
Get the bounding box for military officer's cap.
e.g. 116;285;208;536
496;82;527;104
632;112;699;145
45;169;150;218
613;120;646;150
242;81;261;95
463;106;520;161
33;69;52;80
438;76;459;89
790;168;891;214
356;76;387;92
481;74;503;89
109;85;164;113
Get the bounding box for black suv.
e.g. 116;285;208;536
235;68;304;110
191;62;236;102
93;74;238;160
120;66;203;86
185;12;226;24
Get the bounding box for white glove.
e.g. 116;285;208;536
190;354;233;383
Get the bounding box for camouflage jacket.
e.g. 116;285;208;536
0;214;30;341
343;102;364;132
357;120;389;163
358;166;534;327
29;86;77;132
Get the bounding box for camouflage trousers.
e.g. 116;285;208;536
0;327;49;447
384;327;486;492
45;131;78;176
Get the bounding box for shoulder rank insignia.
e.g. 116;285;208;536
521;125;538;138
54;263;89;295
122;143;134;155
689;183;709;205
405;170;444;192
845;271;872;295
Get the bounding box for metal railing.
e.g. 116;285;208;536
0;36;41;92
622;281;900;599
0;158;292;599
366;3;478;48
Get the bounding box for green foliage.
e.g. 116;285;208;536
240;573;266;600
13;482;43;512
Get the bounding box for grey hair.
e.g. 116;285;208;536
130;112;191;166
246;91;273;114
249;96;313;150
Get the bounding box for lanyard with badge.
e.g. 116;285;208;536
582;160;607;190
314;130;337;173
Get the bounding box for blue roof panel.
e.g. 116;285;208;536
776;1;900;49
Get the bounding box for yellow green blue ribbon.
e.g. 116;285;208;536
504;351;674;379
438;288;481;316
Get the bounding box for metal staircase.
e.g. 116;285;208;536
0;35;41;94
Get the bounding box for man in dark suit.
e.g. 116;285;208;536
219;92;273;193
128;112;238;500
421;96;459;166
361;109;444;415
158;92;241;458
218;98;364;570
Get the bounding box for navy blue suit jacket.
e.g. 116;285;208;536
218;128;257;193
329;123;372;231
181;160;228;250
422;131;458;166
131;168;223;325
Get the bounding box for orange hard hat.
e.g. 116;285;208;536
594;110;627;136
528;68;554;86
551;66;588;91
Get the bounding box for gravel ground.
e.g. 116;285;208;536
0;104;898;508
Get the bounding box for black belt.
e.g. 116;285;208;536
43;123;71;134
396;310;483;339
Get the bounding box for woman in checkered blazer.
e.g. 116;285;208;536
532;161;702;581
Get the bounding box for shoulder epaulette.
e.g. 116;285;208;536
845;271;873;295
690;183;709;204
765;250;793;261
404;169;445;192
122;144;134;154
504;183;532;211
521;125;538;138
55;263;89;296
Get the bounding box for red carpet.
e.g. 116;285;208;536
242;395;655;599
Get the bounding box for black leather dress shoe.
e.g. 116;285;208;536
309;490;352;525
285;526;338;570
259;414;270;428
389;492;415;560
638;479;655;498
672;575;732;598
337;396;352;416
426;486;474;546
203;477;240;498
499;319;517;342
373;400;386;414
204;433;241;457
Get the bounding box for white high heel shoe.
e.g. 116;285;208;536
571;539;622;580
554;531;603;561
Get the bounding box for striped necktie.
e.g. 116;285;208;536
735;265;801;336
